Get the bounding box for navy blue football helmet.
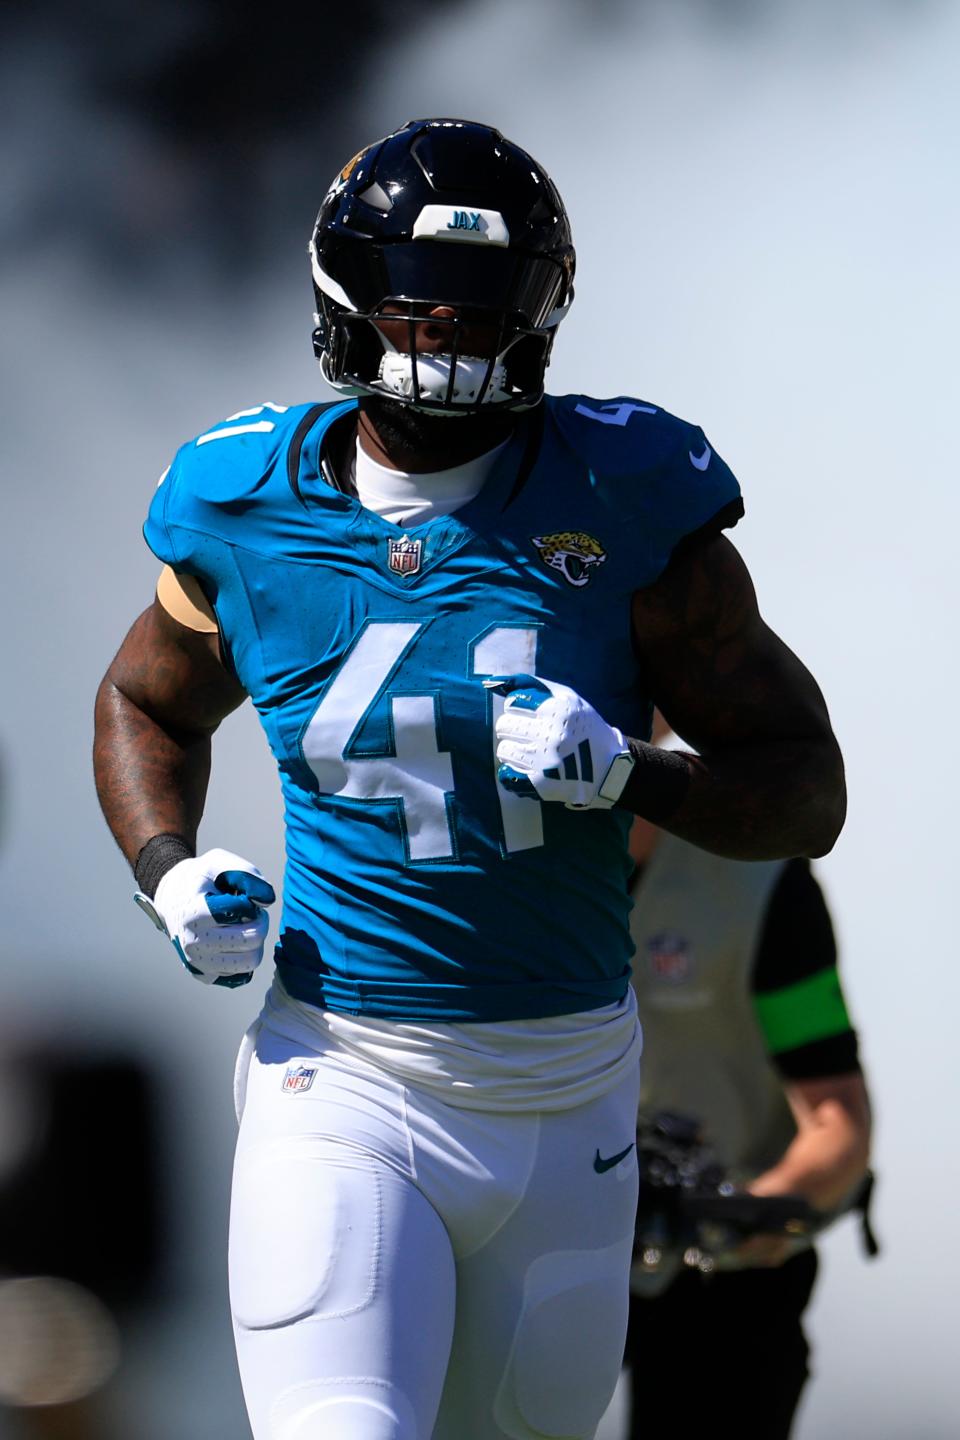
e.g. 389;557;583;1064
309;119;575;413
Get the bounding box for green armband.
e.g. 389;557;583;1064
753;967;852;1055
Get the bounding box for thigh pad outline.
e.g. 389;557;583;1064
231;1140;382;1330
269;1378;419;1440
495;1243;632;1439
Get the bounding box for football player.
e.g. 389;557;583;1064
93;119;846;1440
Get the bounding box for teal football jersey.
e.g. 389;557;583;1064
144;395;742;1020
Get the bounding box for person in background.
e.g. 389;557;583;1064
623;727;873;1440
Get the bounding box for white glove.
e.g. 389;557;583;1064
484;675;634;810
134;848;276;988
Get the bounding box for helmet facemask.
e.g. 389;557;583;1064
312;294;561;416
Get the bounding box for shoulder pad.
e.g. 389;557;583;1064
545;393;743;573
168;402;316;505
548;394;709;479
144;401;333;568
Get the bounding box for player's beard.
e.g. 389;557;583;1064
359;396;518;472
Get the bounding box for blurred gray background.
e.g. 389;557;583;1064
1;0;957;1435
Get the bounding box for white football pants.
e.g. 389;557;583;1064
229;1020;639;1440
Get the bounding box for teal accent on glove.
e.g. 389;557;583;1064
482;674;551;709
496;765;540;798
215;870;277;906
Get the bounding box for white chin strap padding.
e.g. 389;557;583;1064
378;353;510;406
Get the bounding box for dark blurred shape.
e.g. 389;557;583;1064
105;2;392;140
1;0;471;280
634;1111;818;1277
0;1050;162;1308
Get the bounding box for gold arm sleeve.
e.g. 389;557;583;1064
156;565;219;633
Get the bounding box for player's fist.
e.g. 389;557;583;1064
484;674;634;810
134;848;276;988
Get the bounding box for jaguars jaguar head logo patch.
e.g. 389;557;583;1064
531;531;607;589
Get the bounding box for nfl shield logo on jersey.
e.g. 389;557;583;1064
647;932;692;985
388;536;423;576
282;1064;317;1094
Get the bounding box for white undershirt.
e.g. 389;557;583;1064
263;979;642;1113
351;436;509;526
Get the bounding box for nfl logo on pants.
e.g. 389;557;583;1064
282;1065;317;1094
388;537;422;576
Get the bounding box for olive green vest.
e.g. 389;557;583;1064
629;833;797;1181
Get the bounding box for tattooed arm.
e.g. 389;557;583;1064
627;536;846;859
94;599;247;867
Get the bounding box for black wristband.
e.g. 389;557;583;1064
134;834;195;899
616;740;692;824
